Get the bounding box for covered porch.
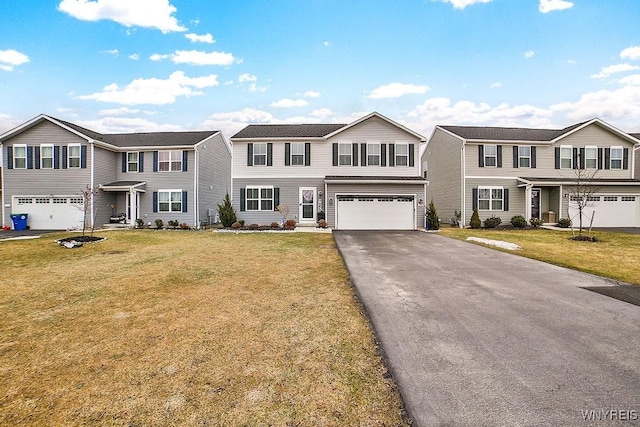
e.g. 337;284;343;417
99;181;146;226
517;178;562;223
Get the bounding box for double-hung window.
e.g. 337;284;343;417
367;143;380;166
253;143;267;166
610;146;623;169
158;190;182;212
560;145;572;169
585;146;597;169
338;143;352;166
395;143;409;166
518;146;531;168
13;144;27;169
158;150;182;171
290;143;304;166
127;152;139;172
478;187;503;211
246;187;273;211
484;145;497;167
41;144;54;169
68;143;81;168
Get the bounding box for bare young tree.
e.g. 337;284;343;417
78;184;100;237
566;167;600;237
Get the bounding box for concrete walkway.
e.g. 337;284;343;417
334;231;640;426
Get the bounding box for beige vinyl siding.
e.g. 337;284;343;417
197;133;232;226
464;178;523;225
423;128;463;225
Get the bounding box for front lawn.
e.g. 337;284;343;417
439;227;640;286
0;231;406;426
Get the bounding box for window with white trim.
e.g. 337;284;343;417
518;146;531;168
367;143;380;166
127;152;139;172
68;143;81;168
158;190;182;212
246;186;273;211
338;143;352;166
610;146;623;169
621;196;636;202
290;143;304;166
158;150;182;171
585;146;597;169
484;145;497;167
395;143;409;166
478;187;503;211
41;144;54;169
13;144;27;169
253;143;267;166
560;145;572;169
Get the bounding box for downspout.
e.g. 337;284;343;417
460;143;466;228
559;185;564;219
324;180;329;227
90;142;95;229
1;142;5;227
193;147;199;229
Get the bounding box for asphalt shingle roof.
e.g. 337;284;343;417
231;124;346;139
440;122;587;142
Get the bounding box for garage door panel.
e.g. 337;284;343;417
13;196;85;230
568;195;639;227
336;195;414;230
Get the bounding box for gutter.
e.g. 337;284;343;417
1;142;4;227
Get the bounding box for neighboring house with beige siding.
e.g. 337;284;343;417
423;119;640;228
230;112;428;230
0;114;231;230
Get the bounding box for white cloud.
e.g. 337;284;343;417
620;46;640;61
128;53;139;60
524;50;535;59
322;41;330;47
368;83;430;99
619;74;640;86
103;49;119;56
539;0;574;13
303;91;320;98
591;63;640;79
150;50;235;66
185;33;215;44
491;82;502;88
57;0;186;33
270;98;309;108
200;108;278;137
551;84;640;123
0;113;23;133
77;117;183;133
99;107;141;115
79;71;219;105
0;49;30;71
238;73;266;92
435;0;493;9
309;108;334;119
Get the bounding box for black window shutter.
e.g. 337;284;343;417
27;146;33;169
604;148;610;170
267;143;273;166
361;143;367;166
152;192;158;213
139;152;144;172
579;148;585;169
503;189;509;211
597;148;603;169
284;143;291;166
554;147;560;169
472;188;478;210
7;146;13;169
273;188;280;209
572;147;578;169
409;144;415;167
381;143;387;167
153;151;158;172
304;143;311;166
182;150;188;172
34;146;41;169
247;144;253;166
182;191;188;213
53;146;59;169
352;143;358;166
513;146;519;168
62;146;68;169
332;143;338;166
81;146;87;168
122;152;127;172
496;145;502;168
389;144;395;167
531;146;537;168
240;188;246;212
623;148;629;170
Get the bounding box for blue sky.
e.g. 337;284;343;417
1;0;640;138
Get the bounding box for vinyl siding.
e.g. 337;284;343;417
93;147;118;226
464;178;523;225
197;133;232;225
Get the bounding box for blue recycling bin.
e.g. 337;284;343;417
10;213;28;230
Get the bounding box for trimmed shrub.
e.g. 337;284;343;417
284;219;297;230
529;217;543;228
239;220;245;227
168;219;179;229
483;216;502;229
217;192;237;227
317;219;328;228
270;222;280;229
135;218;144;228
231;222;241;229
248;223;259;230
179;223;190;230
425;199;440;230
154;219;163;229
557;218;572;228
510;215;527;228
470;208;481;229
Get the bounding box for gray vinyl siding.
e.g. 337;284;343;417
233;178;324;225
93;147;117;226
464;178;523;225
326;183;426;229
423;128;463;225
197;133;232;225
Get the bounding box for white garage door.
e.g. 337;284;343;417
12;196;85;230
569;195;640;227
336;195;415;230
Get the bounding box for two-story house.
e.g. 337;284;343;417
423;118;640;228
230;112;428;230
0;114;231;230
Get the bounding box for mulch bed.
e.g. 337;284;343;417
57;236;106;243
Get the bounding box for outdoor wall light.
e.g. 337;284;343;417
329;198;334;205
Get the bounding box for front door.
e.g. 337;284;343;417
531;188;541;220
299;187;316;222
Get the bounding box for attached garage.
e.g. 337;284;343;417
569;194;640;227
12;196;84;230
336;195;415;230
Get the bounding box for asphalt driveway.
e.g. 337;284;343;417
334;231;640;426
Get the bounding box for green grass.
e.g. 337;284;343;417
439;227;640;285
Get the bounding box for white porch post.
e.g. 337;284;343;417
129;189;137;224
559;185;564;218
524;184;532;220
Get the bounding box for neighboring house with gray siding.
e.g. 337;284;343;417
0;114;231;230
423;118;640;228
230;112;428;230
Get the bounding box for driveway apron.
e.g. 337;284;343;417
334;231;640;426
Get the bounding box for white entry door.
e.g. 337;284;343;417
299;187;316;222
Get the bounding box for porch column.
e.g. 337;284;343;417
129;190;137;225
524;184;532;220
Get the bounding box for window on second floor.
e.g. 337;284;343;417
584;146;597;169
159;150;182;171
290;143;305;166
127;152;139;172
13;144;27;169
41;144;54;169
518;146;531;168
253;143;267;166
610;146;623;169
68;143;81;168
338;143;352;166
483;145;497;167
560;145;573;169
367;143;380;166
395;143;409;166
